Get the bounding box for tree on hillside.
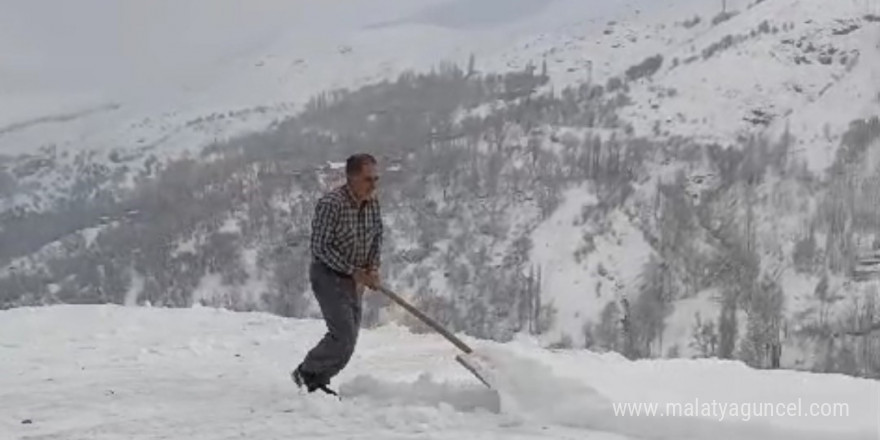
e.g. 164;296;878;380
597;300;623;352
630;255;674;357
625;55;664;82
739;273;785;368
621;298;636;359
718;293;738;359
689;311;718;358
708;233;760;359
792;226;818;274
655;171;699;295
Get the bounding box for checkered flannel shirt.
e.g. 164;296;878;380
310;184;383;276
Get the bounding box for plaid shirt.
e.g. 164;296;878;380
310;184;383;276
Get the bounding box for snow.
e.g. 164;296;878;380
123;270;144;306
218;217;240;234
191;273;227;305
0;305;877;439
529;184;599;344
80;226;102;248
172;236;198;257
610;0;880;174
529;184;652;347
778;21;880;172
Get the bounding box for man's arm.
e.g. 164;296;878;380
311;198;355;275
367;204;383;270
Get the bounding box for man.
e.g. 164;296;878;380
292;153;383;396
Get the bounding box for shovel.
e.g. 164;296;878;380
375;285;496;389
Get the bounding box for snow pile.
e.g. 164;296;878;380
461;343;876;440
340;373;501;413
469;345;618;427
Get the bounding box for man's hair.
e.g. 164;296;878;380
345;153;377;177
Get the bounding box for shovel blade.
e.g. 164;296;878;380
455;353;495;389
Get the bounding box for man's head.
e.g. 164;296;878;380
345;153;379;202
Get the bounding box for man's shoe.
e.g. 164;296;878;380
315;384;339;396
292;365;336;395
291;366;307;390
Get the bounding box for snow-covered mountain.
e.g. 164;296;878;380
1;305;877;439
2;0;880;382
3;0;878;201
1;0;688;213
0;0;652;212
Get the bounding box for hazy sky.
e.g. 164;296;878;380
1;0;330;94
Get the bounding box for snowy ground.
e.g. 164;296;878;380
1;305;877;440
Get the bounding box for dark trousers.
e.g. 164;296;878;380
300;260;362;385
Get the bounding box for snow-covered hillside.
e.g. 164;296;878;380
0;0;654;203
0;0;690;213
1;305;877;439
615;0;880;174
474;0;880;356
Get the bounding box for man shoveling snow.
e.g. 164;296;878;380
292;153;383;396
290;152;495;396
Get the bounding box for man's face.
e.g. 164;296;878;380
350;162;379;200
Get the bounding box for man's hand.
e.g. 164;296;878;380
367;268;381;290
353;269;368;287
354;268;381;290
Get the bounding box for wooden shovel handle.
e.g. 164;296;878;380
375;285;473;354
